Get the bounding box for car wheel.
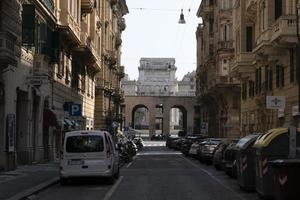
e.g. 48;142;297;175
60;177;68;185
114;166;120;179
108;170;115;185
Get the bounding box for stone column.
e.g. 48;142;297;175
163;105;170;136
149;104;156;136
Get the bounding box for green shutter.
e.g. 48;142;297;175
22;5;35;46
38;23;47;54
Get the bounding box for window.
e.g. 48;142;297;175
276;65;285;88
264;66;273;91
209;0;214;6
232;96;239;109
190;85;195;89
242;82;247;100
248;80;255;98
275;0;282;20
246;26;253;52
255;68;262;94
66;135;104;153
58;51;65;78
209;18;214;35
290;49;296;83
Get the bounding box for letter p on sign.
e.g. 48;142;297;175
70;104;82;116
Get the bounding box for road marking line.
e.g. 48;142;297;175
103;176;124;200
181;155;199;168
181;156;246;200
126;161;133;168
200;168;247;200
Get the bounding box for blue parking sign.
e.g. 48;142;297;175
69;104;82;116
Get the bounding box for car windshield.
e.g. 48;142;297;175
66;135;104;153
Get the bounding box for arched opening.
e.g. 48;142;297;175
131;105;149;134
169;105;187;136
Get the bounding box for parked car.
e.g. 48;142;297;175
173;138;185;150
223;141;238;178
151;133;166;141
189;140;203;158
200;138;222;164
181;136;203;155
60;130;120;185
213;139;238;170
213;140;230;170
166;136;179;148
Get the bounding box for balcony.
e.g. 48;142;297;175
230;52;255;78
103;49;117;66
217;41;234;51
41;0;54;12
81;0;95;14
118;18;126;31
271;15;298;46
246;0;257;12
57;1;81;45
0;32;17;67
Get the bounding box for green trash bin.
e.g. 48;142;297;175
253;128;300;199
236;133;261;191
269;159;300;200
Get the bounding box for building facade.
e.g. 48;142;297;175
231;0;300;136
122;58;196;97
0;0;127;172
121;58;198;135
196;0;241;138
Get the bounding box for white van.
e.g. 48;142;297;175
60;130;120;184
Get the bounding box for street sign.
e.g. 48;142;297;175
69;104;82;116
26;76;49;86
266;96;285;109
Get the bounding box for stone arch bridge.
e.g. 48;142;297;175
123;96;198;136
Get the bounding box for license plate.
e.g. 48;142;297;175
68;159;83;165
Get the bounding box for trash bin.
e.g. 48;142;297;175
236;133;262;191
269;159;300;200
253;128;300;199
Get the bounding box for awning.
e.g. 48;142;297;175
43;109;58;127
64;119;73;126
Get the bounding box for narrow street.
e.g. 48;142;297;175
33;141;259;200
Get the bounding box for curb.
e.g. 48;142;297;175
6;177;59;200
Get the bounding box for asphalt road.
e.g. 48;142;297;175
33;141;260;200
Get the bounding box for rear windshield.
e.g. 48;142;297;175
66;135;104;153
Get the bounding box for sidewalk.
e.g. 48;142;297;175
0;162;59;200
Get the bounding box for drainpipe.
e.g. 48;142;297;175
296;0;300;114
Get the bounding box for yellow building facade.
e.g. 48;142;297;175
231;0;300;136
0;0;127;171
196;0;241;139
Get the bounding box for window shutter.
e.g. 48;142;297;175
269;69;273;90
281;66;284;87
276;65;280;88
22;5;35;46
39;23;47;54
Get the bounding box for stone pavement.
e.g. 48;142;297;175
0;162;59;200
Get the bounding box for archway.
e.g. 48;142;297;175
131;104;149;136
169;105;187;136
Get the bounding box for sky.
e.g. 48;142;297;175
122;0;202;80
